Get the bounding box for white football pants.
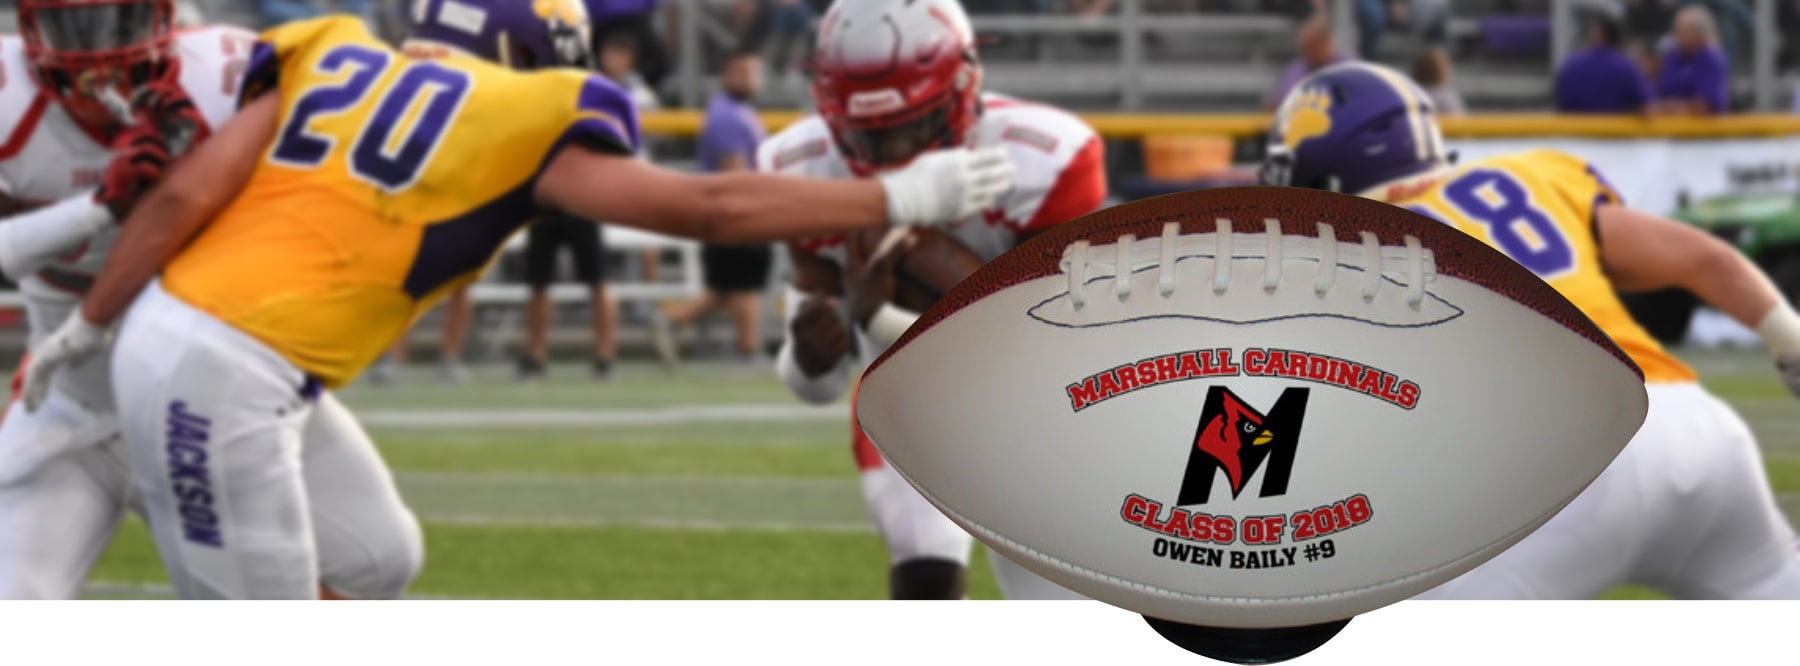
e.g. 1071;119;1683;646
1416;382;1800;599
106;281;424;599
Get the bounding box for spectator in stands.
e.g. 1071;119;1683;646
509;26;655;382
517;210;617;380
1411;46;1465;116
1354;0;1386;59
1686;0;1753;61
657;51;771;365
587;0;668;90
600;32;660;112
1400;0;1450;46
1267;9;1352;111
1555;13;1653;113
1650;4;1730;116
739;0;815;75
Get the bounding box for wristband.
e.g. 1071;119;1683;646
865;303;920;349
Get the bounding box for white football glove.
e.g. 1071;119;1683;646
1759;304;1800;400
22;312;109;413
877;146;1015;227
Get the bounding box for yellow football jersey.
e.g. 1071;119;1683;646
1395;150;1696;384
161;17;637;388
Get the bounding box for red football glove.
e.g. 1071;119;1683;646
130;80;209;154
94;126;173;220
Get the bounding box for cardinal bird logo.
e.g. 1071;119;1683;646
1177;386;1311;506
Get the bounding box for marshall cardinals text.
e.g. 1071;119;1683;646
1065;347;1422;412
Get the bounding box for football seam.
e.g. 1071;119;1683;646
913;478;1588;607
1028;259;1466;330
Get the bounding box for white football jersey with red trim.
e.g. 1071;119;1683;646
760;93;1107;267
0;25;255;410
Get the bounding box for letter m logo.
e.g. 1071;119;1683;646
1176;386;1310;505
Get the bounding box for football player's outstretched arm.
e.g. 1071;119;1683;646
534;144;1013;244
1597;203;1783;330
78;94;281;327
1597;203;1800;394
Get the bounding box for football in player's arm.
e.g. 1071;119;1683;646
768;0;1108;600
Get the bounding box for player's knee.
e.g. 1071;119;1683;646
320;509;425;600
890;558;967;600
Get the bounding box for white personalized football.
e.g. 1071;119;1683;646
856;187;1647;629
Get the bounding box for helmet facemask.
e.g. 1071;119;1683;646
20;0;175;128
817;50;983;176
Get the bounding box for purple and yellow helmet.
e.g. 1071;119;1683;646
406;0;593;71
1261;62;1451;194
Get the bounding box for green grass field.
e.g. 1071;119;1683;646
82;350;1800;600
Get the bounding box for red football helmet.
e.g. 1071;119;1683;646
18;0;177;128
810;0;983;176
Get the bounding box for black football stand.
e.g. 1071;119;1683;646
1142;615;1353;664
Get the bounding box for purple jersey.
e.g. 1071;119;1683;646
1555;47;1651;113
698;92;765;173
1656;45;1730;113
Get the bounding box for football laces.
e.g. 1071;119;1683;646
1062;219;1436;312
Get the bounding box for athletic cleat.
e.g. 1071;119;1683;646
369;357;404;386
437;359;469;385
647;310;681;370
592;358;615;381
515;357;547;382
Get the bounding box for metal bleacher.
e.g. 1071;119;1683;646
678;0;1793;113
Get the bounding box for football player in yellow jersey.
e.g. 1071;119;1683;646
1264;61;1800;599
16;0;1014;599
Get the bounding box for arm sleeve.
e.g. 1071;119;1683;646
774;285;850;405
237;40;281;109
1560;154;1625;246
0;192;115;281
563;76;642;157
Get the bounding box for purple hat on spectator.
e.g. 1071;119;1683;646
406;0;595;70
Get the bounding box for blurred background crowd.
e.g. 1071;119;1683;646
0;0;1793;382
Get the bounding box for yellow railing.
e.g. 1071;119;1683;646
640;111;1800;140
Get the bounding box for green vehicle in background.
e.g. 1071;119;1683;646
1623;192;1800;344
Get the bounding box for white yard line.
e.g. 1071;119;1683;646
80;581;481;600
424;513;875;534
397;470;856;488
358;404;845;428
